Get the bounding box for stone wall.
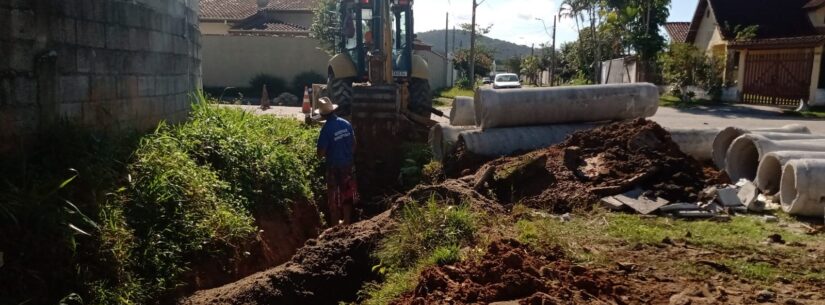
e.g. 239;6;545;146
0;0;202;153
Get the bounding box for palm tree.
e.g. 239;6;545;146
559;0;584;41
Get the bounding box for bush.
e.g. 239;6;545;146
456;77;472;89
276;92;300;106
659;43;725;101
249;74;288;97
291;71;326;97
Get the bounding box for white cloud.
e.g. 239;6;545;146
414;0;581;47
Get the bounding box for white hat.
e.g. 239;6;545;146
314;97;339;115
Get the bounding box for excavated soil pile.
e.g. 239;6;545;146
181;183;500;305
392;239;666;305
181;211;393;305
474;119;709;212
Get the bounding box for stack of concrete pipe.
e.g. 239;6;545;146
698;126;825;218
430;83;661;161
432;84;825;218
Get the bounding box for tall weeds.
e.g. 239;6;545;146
0;94;321;305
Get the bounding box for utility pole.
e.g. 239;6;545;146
531;43;534;57
469;0;484;87
550;15;557;86
452;26;456;53
445;12;449;85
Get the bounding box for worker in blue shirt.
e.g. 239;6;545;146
315;97;357;225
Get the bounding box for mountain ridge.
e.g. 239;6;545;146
416;29;534;61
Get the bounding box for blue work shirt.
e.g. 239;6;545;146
317;115;355;167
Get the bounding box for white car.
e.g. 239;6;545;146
493;73;522;89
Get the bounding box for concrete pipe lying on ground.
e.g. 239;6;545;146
755;151;825;195
725;135;825;182
457;124;596;157
430;123;479;161
666;128;722;161
474;83;659;130
781;159;825;217
449;96;476;126
711;125;811;169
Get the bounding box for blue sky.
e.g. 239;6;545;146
415;0;699;46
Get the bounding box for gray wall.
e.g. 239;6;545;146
415;50;453;89
201;35;329;89
0;0;202;153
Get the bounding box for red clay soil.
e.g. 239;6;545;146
180;182;500;305
391;239;670;305
181;210;393;305
171;201;321;300
475;119;713;212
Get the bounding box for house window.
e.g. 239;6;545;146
732;51;740;69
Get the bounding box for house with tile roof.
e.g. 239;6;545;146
197;0;331;95
198;0;453;94
665;0;825;106
200;0;316;36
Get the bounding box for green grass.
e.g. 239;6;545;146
602;213;813;250
435;87;475;99
0;92;323;305
783;106;825;119
659;95;724;108
432;97;452;107
361;198;479;305
513;208;825;284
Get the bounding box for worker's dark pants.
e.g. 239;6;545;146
326;165;357;225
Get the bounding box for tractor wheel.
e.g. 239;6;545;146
409;78;433;118
328;74;354;116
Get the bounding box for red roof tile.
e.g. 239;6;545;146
200;0;317;21
229;11;310;34
664;22;691;43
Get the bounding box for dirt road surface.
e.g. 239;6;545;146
226;104;825;133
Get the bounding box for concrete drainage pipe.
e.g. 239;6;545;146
666;128;722;161
449;97;476;126
725;135;825;182
474;83;659;130
755;151;825;195
457;124;596;157
429;123;479;161
711;125;811;169
780;159;825;217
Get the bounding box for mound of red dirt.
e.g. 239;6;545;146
181;210;393;305
181;182;500;305
473;119;711;212
392;239;663;305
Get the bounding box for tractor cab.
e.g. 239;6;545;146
338;0;414;83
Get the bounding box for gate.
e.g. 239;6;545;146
741;49;814;106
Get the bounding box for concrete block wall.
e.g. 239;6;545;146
0;0;202;153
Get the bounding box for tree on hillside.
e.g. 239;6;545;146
453;47;494;86
506;55;522;73
310;0;339;55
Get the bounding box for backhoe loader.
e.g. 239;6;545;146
314;0;443;196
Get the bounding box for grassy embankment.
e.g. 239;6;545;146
0;95;322;305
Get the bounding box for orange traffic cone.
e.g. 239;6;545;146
260;85;271;110
301;86;311;114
